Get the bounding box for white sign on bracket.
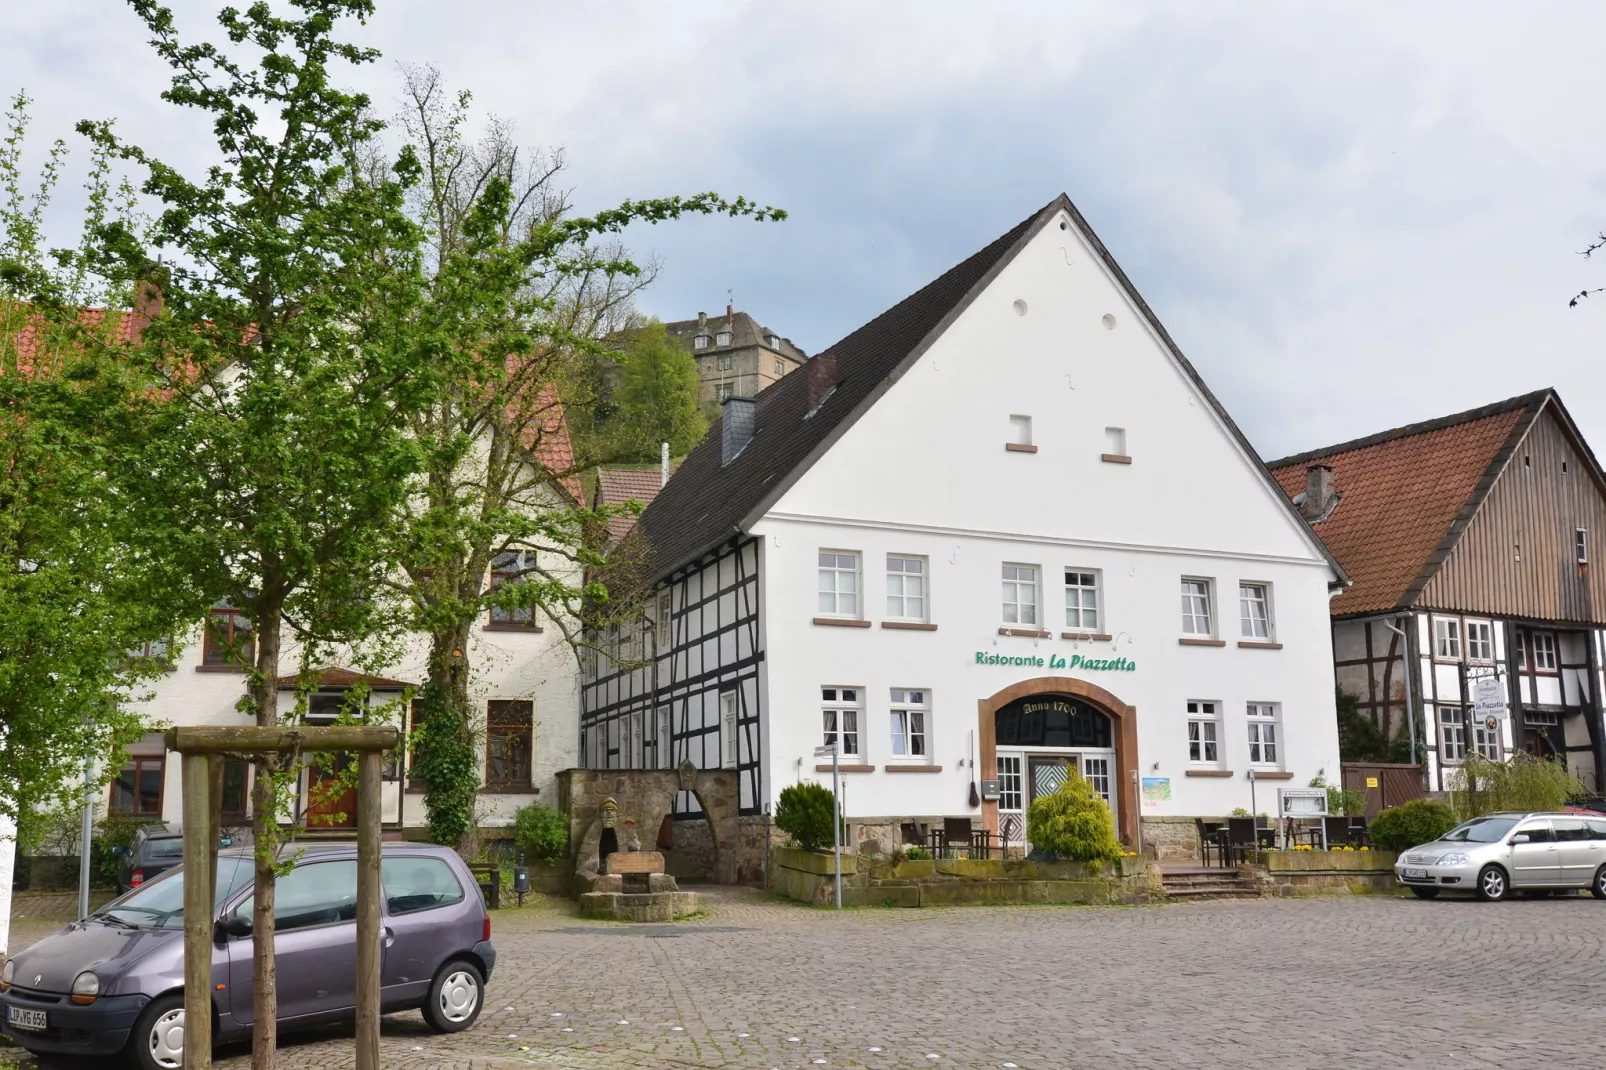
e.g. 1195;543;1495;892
1472;675;1509;721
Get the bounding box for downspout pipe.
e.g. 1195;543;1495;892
1383;616;1418;767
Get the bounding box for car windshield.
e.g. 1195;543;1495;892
145;837;185;860
95;855;254;930
1441;817;1520;843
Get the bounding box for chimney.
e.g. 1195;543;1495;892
721;395;756;466
807;351;837;415
129;276;164;344
1302;464;1335;520
726;303;734;324
697;311;708;329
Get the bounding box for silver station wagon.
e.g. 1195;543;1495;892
0;843;495;1070
1394;811;1606;901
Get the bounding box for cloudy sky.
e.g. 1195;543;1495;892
6;1;1605;459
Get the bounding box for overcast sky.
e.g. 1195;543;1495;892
6;2;1605;460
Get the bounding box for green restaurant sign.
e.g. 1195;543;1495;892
974;651;1135;672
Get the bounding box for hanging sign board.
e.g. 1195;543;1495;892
1279;789;1329;818
1472;675;1509;721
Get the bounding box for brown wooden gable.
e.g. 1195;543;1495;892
1420;400;1606;624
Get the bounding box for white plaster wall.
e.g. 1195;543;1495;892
751;210;1341;821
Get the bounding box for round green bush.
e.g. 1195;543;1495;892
1026;771;1122;865
1368;799;1458;851
512;803;570;862
775;782;837;853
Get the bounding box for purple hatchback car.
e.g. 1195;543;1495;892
0;843;495;1070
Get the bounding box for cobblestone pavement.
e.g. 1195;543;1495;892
6;886;1606;1069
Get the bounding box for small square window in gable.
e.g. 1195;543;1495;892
1102;427;1130;464
1006;414;1036;454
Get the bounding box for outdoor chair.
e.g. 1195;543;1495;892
1322;816;1351;847
943;818;976;859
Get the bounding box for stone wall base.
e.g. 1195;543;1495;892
770;846;1158;907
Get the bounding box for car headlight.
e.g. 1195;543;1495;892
1;958;13;991
1438;853;1471;867
70;971;100;1005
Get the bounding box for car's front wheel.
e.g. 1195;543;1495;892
421;960;484;1034
1476;864;1509;902
1409;886;1439;899
128;993;186;1070
1592;864;1606;900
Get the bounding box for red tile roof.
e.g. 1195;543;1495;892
1268;392;1544;617
275;667;416;690
596;467;665;540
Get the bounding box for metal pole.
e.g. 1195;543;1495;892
355;750;383;1070
832;747;842;910
180;754;213;1070
77;755;94;920
1384;617;1418;766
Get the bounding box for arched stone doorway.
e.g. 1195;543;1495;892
977;677;1139;847
560;768;745;884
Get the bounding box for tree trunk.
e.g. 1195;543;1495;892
250;608;282;1070
421;617;478;853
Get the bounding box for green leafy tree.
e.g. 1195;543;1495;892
70;4;443;1060
1026;771;1123;865
1368;799;1458;851
1447;752;1583;819
608;320;707;460
775;782;837;853
0;91;201;822
385;68;780;847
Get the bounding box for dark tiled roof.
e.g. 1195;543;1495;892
596;467;666;540
638;193;1347;585
1268;391;1548;616
275;667;416;690
663;309;807;362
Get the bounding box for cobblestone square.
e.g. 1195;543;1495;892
6;887;1605;1069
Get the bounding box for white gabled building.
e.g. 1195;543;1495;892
580;195;1347;863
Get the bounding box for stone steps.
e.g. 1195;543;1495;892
1160;867;1262;900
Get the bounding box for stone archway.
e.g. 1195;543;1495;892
560;768;743;884
978;677;1139;847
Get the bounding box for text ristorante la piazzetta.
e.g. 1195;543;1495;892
974;651;1135;671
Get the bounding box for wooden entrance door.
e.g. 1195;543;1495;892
306;753;356;828
1029;756;1075;802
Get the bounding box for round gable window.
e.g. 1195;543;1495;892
1012;299;1028;317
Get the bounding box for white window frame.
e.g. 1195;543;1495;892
774;358;784;376
817;550;861;618
1532;632;1557;672
693;334;708;350
716;330;733;347
1578;528;1589;565
1439;706;1467;762
886;554;928;622
820;687;862;760
1246;702;1280;767
1082;756;1112;806
721;690;738;769
1008;414;1033;447
996;754;1023;812
655;705;672;769
1464;619;1494;663
716;353;733;371
1433;616;1461;661
1002;564;1039;626
1238;582;1272;640
716;382;735;401
1063;569;1100;631
889;688;930;764
1186;700;1222;766
1181;578;1213;637
1472;716;1500;761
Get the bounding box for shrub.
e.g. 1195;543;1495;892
1368;799;1458;851
1026;771;1122;865
1447;752;1583;819
512;803;569;862
1308;774;1365;817
903;846;931;861
775;782;837;853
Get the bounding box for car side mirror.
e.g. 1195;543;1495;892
111;846;125;857
219;837;232;848
220;915;253;939
1510;833;1531;844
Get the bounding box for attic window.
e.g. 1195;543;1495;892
1005;415;1036;454
694;334;709;350
767;334;779;347
1578;529;1589;565
716;331;733;346
1563;460;1569;474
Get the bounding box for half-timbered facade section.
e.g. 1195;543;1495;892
579;538;764;814
1272;391;1606;792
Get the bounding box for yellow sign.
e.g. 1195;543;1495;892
1365;777;1379;788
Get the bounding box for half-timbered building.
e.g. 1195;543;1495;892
580;194;1348;864
1269;390;1606;794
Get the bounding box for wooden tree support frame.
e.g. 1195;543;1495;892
164;725;398;1070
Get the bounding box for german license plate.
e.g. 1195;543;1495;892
1402;868;1428;879
6;1006;46;1031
